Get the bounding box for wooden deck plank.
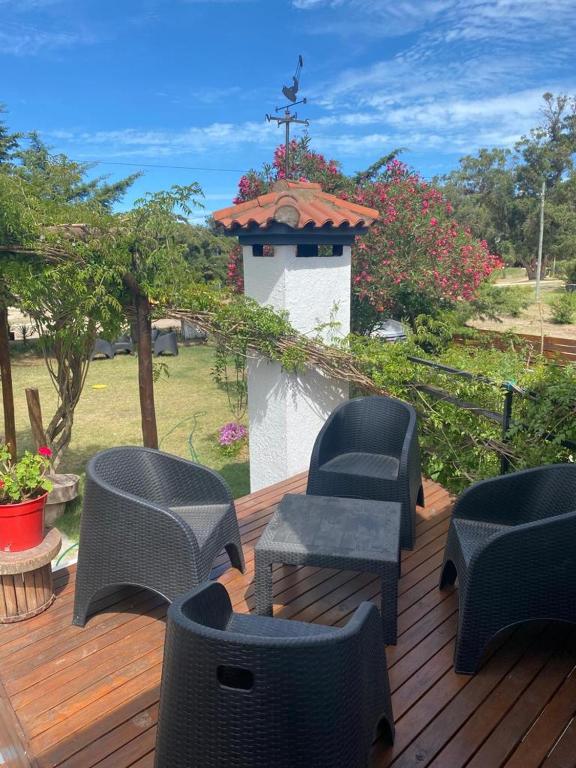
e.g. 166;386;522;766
541;719;576;768
503;668;576;768
0;679;33;768
0;474;573;768
467;635;576;768
426;625;569;768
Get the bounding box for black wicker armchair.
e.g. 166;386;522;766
306;395;423;549
440;464;576;674
72;447;245;627
154;582;394;768
113;334;134;355
154;331;178;357
91;337;115;360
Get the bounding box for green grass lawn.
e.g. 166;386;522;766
3;343;249;539
495;284;564;306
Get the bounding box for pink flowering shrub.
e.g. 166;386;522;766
228;140;502;331
352;159;502;330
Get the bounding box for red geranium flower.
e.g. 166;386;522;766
38;446;52;458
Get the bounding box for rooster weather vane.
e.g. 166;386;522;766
266;55;309;178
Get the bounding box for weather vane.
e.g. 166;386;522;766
266;55;309;178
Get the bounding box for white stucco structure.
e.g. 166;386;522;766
243;244;351;491
213;178;379;493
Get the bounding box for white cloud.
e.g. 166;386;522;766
0;0;63;8
293;0;575;42
0;22;85;55
298;0;575;162
49;120;280;159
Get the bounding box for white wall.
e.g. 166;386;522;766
243;244;351;491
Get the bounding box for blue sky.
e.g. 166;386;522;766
1;0;575;220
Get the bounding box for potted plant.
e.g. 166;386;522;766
0;444;53;552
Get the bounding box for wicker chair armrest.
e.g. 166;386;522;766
341;600;382;637
452;464;576;525
398;408;419;472
469;509;576;579
172;582;233;632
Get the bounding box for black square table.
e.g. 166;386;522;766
254;494;401;644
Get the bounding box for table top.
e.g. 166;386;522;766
256;493;401;562
0;528;62;575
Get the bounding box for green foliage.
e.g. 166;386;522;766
508;363;576;468
212;345;247;421
0;443;52;503
349;334;575;492
14;133;139;214
563;260;576;283
454;284;533;323
109;184;204;305
550;292;576;323
177;222;234;284
0;105;20;165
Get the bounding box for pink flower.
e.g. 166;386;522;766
38;446;52;458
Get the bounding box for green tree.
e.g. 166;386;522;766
0;107;24;459
1;134;134;465
443;93;576;278
2;128;205;458
98;184;204;448
177;222;234;284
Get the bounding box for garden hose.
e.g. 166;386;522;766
55;541;79;567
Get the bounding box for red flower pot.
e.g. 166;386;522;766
0;493;47;552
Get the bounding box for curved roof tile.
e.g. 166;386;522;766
213;180;379;231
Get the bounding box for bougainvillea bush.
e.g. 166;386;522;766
228;139;502;334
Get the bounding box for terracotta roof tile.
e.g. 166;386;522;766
213;180;379;231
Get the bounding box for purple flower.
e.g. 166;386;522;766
218;422;248;447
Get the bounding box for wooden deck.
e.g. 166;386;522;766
1;474;575;768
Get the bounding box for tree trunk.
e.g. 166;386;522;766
134;292;158;449
25;388;47;451
0;302;17;460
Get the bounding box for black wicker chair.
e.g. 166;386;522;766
72;447;245;626
440;464;576;675
91;337;115;360
113;334;134;355
154;582;394;768
306;395;423;549
154;331;178;357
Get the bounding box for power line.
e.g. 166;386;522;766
87;159;243;173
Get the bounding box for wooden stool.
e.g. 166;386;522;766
0;528;62;623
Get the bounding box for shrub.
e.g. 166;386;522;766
562;260;576;284
350;333;575;493
454;283;532;323
550;292;576;324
